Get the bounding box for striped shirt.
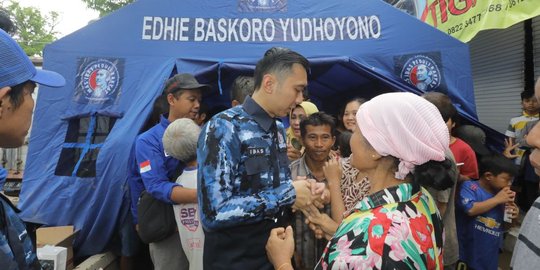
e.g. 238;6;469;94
510;197;540;268
506;112;539;164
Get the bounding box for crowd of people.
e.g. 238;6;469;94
2;21;540;270
121;46;540;270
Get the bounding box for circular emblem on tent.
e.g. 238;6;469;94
81;59;119;99
244;0;287;10
400;55;441;91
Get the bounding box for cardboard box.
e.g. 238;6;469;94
37;226;77;270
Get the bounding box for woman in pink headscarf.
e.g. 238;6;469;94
266;93;454;270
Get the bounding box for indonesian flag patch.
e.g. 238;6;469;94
140;160;151;173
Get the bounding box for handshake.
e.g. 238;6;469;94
291;177;329;211
291;177;337;240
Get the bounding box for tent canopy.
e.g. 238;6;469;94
19;0;487;257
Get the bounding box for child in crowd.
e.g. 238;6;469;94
162;119;203;270
505;91;540;211
505;90;539;166
456;154;519;270
423;92;479;181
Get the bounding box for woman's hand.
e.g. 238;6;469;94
302;204;338;239
323;157;342;188
266;226;295;269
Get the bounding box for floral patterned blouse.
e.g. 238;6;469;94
316;183;444;270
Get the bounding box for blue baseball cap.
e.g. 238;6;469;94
0;29;65;89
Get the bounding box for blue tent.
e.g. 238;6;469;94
19;0;483;257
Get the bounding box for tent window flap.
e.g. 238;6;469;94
55;114;117;178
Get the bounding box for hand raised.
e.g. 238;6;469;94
287;143;302;161
323;157;342;187
503;138;520;159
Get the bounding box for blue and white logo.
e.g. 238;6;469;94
400;55;441;92
74;57;123;105
81;59;119;101
238;0;287;12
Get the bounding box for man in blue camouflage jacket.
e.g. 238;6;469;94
197;47;319;270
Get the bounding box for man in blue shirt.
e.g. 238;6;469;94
198;47;320;269
128;73;210;270
0;28;65;269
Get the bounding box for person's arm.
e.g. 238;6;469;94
505;120;516;145
135;135;180;204
465;186;515;217
302;204;339;239
323;158;345;222
198;117;296;231
170;186;197;204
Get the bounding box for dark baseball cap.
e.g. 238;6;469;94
0;29;65;88
164;73;211;95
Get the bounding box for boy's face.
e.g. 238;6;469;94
488;172;513;191
168;89;202;121
0;82;36;148
522;97;539;115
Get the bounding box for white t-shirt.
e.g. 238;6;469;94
173;167;203;270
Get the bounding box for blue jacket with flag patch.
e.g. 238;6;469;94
128;114;182;224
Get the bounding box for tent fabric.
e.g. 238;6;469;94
19;0;483;257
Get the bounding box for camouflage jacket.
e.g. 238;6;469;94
197;96;296;231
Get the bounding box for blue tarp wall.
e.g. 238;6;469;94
19;0;493;257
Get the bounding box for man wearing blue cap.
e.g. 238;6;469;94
0;30;65;147
0;28;65;269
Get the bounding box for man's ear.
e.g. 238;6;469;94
484;172;494;180
166;93;176;105
0;87;11;100
0;87;12;119
261;74;275;94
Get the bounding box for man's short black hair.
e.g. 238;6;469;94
230;76;254;103
253;47;309;91
521;90;535;101
7;81;31;110
479;154;518;177
423;92;457;123
299;112;337;138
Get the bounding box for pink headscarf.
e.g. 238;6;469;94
356;92;449;179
